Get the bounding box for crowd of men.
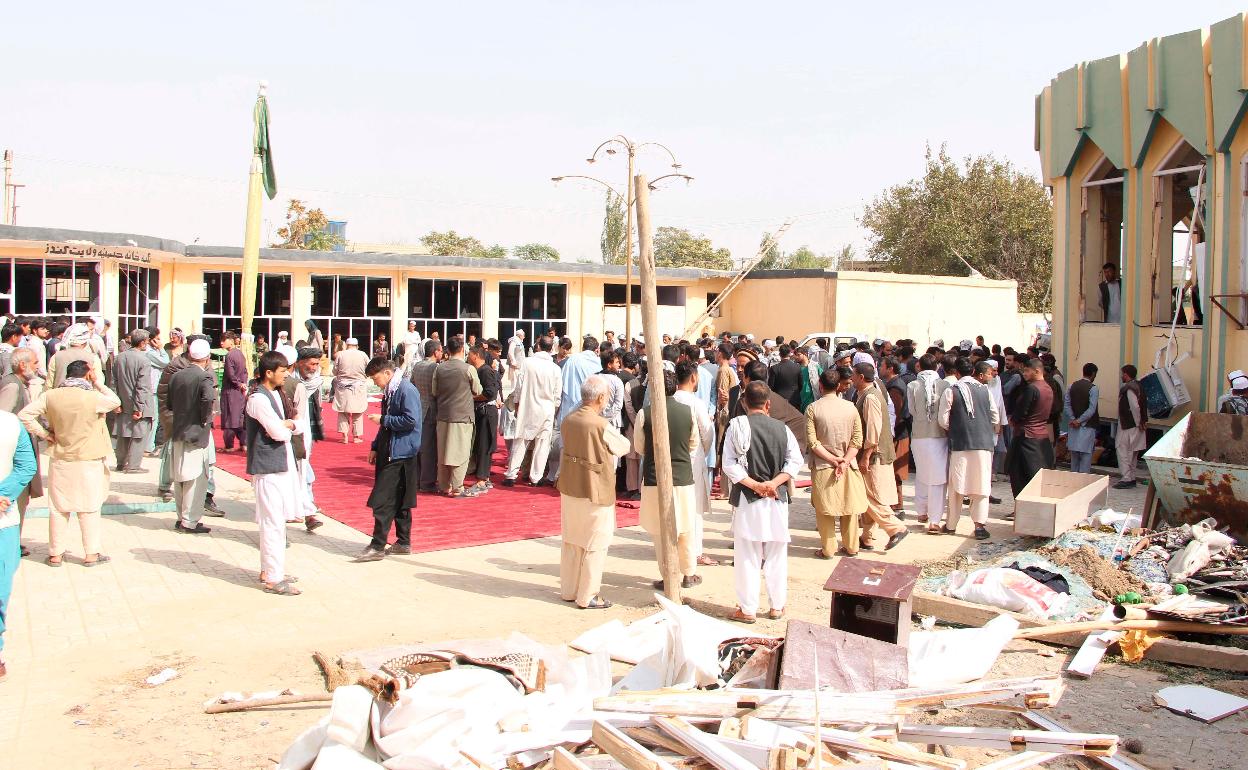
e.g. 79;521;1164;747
3;309;1239;674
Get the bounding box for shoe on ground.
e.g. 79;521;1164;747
159;493;173;503
989;496;1002;504
1112;480;1137;489
305;518;324;532
885;530;908;550
203;497;226;516
354;547;386;562
696;554;719;566
859;540;876;551
175;521;211;534
652;574;703;590
122;468;145;475
974;525;991;540
501;478;516;487
892;508;906;521
626;490;641;501
385;544;412;555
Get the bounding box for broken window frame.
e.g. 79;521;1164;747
0;257;101;322
117;264;159;335
309;273;393;352
200;271;292;346
1149;139;1207;327
498;281;568;345
406;278;483;342
1078;155;1126;324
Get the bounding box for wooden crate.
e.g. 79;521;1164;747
1013;469;1109;538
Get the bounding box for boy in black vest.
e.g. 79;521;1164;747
723;381;802;624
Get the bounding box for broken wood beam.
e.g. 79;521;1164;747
808;726;966;770
552;747;596;770
1019;712;1149;770
973;752;1060;770
896;725;1117;757
204;693;333;714
654;716;760;770
592;721;681;770
623;727;696;758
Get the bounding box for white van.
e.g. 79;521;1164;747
797;332;870;351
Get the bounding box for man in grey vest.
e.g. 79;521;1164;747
723;381;802;623
1064;363;1100;473
112;329;154;473
939;359;1000;540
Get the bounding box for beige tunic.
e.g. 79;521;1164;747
331;348;371;414
859;391;898;507
632;409;699;537
561;425;630;550
805;396;868;517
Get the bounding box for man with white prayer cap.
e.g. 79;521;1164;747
1217;369;1247;412
273;330;297;366
1219;374;1248;415
47;323;99;388
167;338;217;533
331;337;370;444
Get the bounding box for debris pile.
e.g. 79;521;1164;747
260;597;1127;770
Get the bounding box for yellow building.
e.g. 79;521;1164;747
0;223;1031;350
1036;11;1248;424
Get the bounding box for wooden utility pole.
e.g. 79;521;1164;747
635;173;681;602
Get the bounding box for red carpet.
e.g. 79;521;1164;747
213;401;640;553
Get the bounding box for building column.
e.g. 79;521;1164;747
291;271;312;342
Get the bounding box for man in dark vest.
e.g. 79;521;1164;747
634;370;701;590
556;375;630;609
723;381;803;623
167;339;216;534
245;351;302;596
1064;363;1100;473
1005;356;1056;496
1114;364;1147;489
939;359;1000;540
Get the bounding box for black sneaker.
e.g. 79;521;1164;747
1112;480;1137;490
203;496;226;517
501;478;516;487
974;525;991;540
386;544;412;555
175;521;211;534
885;530;908;550
989;496;1002;504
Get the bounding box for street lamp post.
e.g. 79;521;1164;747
554;136;690;344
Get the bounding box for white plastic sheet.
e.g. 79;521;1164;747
906;615;1020;688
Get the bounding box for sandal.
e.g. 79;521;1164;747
45;555;63;567
581;596;613;610
813;549;832;559
83;555;111;567
259;574;299;584
262;580;302;596
729;608;757;624
767;608;784;620
926;525;943;534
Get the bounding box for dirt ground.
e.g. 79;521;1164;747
9;467;1245;770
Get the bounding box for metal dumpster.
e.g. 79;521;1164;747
1143;412;1248;542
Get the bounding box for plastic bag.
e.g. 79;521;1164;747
1167;520;1235;581
945;567;1070;619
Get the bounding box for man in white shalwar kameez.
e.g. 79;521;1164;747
672;361;716;566
1113;364;1147;489
907;354;950;531
503;335;562;486
401;321;424;377
245;351;304;596
723;381;803;623
938;359;1000;540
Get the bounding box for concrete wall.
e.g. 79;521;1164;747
718;276;833;338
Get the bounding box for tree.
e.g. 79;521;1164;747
513;242;560;262
756;232;784;270
785;246;834;269
420;230;506;258
273;199;343;250
859;144;1053;312
653;226;733;270
600;190;626;265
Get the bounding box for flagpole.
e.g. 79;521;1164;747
239;82;268;376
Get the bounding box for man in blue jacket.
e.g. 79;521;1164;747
356;357;423;562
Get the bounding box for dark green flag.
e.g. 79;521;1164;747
253;95;277;200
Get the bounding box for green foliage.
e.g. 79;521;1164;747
754;232;836;270
653;226;733;270
420;230;506;259
859;144;1053;312
513;242;560;262
600;190;626;265
273;199;343;250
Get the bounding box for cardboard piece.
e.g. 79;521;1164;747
771;620;908;693
1013;470;1109;538
1153;684;1248;723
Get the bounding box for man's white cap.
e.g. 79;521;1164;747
277;330;289;339
188;339;211;361
346;337;358;346
986;359;1000;369
633;335;645;344
763;339;775;348
852;351;874;366
1233;375;1248;390
932;338;945;348
958;339;973;350
1228;369;1245;384
746;333;755;341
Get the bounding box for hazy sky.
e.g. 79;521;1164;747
7;2;1244;263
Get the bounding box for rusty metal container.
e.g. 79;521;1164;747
822;559;920;647
1143;412;1248;542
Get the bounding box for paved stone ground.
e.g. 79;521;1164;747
0;452;1150;769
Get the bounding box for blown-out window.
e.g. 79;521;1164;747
498;281;567;343
201;271;291;346
406;279;483;343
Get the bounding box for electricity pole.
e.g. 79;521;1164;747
634;172;681;602
3;150;22;226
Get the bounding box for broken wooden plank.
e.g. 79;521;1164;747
623;727;695;758
1019;712;1148;770
592;721;681;770
896;726;1118;756
807;726;966;770
654;716;759;770
973;752;1060;770
553;747;597;770
914;590;1248;673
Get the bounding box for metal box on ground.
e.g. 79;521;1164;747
822;559;920;647
1144;413;1248;543
1012;469;1109;538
